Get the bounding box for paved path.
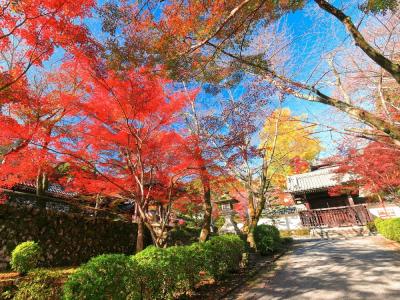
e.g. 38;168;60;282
226;236;400;300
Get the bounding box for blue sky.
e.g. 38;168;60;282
262;2;359;158
41;1;361;159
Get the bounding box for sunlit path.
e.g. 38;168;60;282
227;236;400;300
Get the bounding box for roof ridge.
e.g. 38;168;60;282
288;166;338;179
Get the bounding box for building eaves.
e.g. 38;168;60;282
286;167;353;194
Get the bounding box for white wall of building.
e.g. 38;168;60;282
259;214;304;231
368;204;400;219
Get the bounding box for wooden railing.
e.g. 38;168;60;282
299;205;372;228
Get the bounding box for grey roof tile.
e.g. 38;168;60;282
287;167;353;194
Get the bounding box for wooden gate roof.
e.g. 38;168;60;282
286;166;354;195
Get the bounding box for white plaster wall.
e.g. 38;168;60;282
368;205;400;219
258;214;304;230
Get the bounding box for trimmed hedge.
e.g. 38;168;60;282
2;268;76;300
12;269;65;300
375;217;400;242
200;235;245;279
63;235;246;299
10;241;42;275
166;227;201;246
132;235;245;299
254;225;281;255
133;245;202;299
63;254;140;300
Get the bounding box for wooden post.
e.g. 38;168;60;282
347;195;355;206
378;194;388;217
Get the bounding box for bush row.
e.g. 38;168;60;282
165;226;202;246
63;234;246;300
7;226;288;299
2;267;78;300
253;224;282;255
375;217;400;242
6;269;66;300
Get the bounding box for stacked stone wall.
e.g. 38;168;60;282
0;204;146;270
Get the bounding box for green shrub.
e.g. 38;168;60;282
63;254;140;300
13;269;64;300
132;235;245;298
133;244;206;299
367;221;377;232
201;235;245;279
1;285;16;300
165;244;204;292
166;227;201;246
254;225;281;255
133;246;180;299
375;217;400;242
10;241;42;274
63;235;246;300
281;237;294;245
374;217;384;226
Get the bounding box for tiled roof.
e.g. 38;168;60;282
13;182;77;199
286;167;353;194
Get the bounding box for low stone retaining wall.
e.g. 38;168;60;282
310;225;370;239
0;204;147;271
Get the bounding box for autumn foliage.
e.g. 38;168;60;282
1;0;399;250
0;0;94;95
259;108;321;187
0;0;96;190
336;142;400;197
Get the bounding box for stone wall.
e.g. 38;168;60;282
0;204;148;271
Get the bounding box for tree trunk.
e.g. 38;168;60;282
246;216;258;249
135;204;168;250
146;221;167;248
199;167;212;242
245;182;268;249
136;217;144;253
245;188;257;247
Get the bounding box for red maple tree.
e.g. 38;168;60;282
0;60;87;203
56;60;197;249
335;142;400;200
0;0;95;94
0;0;97;202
